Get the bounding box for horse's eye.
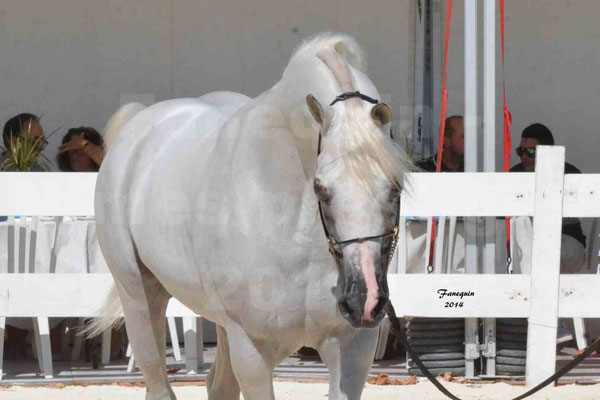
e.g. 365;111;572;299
313;178;329;202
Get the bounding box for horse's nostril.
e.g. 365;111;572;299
338;299;363;326
371;296;389;319
338;300;352;317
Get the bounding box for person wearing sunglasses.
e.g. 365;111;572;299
510;122;586;267
1;113;49;171
510;123;587;342
510;123;581;174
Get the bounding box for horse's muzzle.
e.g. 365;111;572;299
334;286;389;329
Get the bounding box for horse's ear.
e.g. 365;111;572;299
371;103;392;127
306;94;325;126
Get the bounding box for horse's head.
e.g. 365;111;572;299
306;87;407;329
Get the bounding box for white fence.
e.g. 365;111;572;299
1;146;599;387
389;146;600;386
0;172;202;379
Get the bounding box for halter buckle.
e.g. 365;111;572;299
327;239;335;256
391;226;399;242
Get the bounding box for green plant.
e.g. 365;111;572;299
1;122;59;172
1;135;45;171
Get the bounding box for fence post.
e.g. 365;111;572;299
526;146;565;387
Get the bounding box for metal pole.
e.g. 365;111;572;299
413;0;431;160
464;0;478;175
432;0;443;140
464;0;479;378
483;0;496;175
464;0;478;272
482;0;497;376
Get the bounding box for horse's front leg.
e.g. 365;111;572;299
207;325;241;400
318;327;379;400
225;322;276;400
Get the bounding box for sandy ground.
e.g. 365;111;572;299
1;381;600;400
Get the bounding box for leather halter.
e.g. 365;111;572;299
316;91;400;267
329;91;379;106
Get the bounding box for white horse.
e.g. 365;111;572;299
94;33;411;400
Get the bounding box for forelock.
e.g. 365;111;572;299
326;110;413;194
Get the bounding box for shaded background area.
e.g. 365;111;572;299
0;0;412;163
1;0;599;172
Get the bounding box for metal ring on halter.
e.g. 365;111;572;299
390;226;399;245
327;239;336;256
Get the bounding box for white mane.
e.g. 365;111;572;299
332;111;413;191
282;33;413;190
284;32;367;77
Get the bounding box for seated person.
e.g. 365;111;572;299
2;113;48;171
57;127;105;172
510;123;586;274
416;115;464;172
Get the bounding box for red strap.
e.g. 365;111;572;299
429;0;513;271
500;0;513;267
428;0;453;270
500;0;512;174
435;0;452;174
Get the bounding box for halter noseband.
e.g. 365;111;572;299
316;91;400;267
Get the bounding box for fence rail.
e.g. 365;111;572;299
1;146;597;387
390;146;600;386
0;172;201;378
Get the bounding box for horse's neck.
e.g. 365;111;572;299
267;71;338;180
265;96;318;180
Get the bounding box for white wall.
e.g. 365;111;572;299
4;1;599;173
444;0;600;173
0;0;412;168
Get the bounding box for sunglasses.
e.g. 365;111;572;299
516;147;536;158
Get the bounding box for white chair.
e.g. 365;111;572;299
1;215;54;378
570;217;600;350
0;215;116;379
0;173;204;379
1;217;204;378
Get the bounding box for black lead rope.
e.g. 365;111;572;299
387;303;462;400
511;337;600;400
386;301;600;400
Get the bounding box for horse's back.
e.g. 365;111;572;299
95;93;250;284
198;91;251;114
98;94;250;194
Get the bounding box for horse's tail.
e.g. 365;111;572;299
103;102;147;151
80;284;124;339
